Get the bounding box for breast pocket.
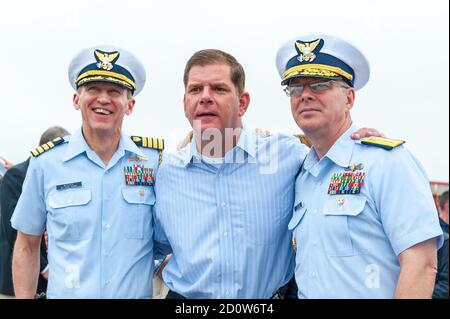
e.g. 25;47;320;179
323;196;366;257
122;187;155;239
47;189;92;241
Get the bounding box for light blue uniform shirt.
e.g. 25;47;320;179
154;128;308;298
290;123;443;298
11;128;160;298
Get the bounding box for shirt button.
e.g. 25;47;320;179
313;209;318;214
312;241;317;246
221;202;226;208
224;231;228;237
225;291;230;297
66;199;72;204
105;280;111;285
105;224;111;230
226;262;230;267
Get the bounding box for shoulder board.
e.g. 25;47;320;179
360;136;405;150
131;136;164;151
30;137;65;157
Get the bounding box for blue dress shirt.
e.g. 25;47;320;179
154;128;308;298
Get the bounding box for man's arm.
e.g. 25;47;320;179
395;238;438;298
175;127;385;150
12;231;42;298
294;127;383;148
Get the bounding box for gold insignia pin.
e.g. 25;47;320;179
337;197;346;206
345;163;364;171
139;189;145;196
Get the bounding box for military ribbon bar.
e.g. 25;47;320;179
124;164;154;186
327;171;365;195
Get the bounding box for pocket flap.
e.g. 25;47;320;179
122;187;156;205
288;205;307;230
48;189;92;209
323;196;366;216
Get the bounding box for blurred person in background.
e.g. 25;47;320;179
0;126;70;299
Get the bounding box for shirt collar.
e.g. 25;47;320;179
181;136;197;167
303;122;359;172
181;126;256;167
119;133;145;158
63;127;144;162
324;122;358;168
303;147;320;172
62;128;88;162
235;127;257;159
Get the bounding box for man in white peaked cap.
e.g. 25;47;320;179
277;34;443;298
11;45;164;298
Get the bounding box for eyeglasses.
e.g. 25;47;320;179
284;80;349;98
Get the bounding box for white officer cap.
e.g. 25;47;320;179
68;45;146;96
276;34;370;90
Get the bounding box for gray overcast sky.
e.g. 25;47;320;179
0;0;448;181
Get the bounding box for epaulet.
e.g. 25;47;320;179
360;136;405;150
30;137;65;157
131;136;165;150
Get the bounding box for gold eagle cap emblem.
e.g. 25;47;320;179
296;39;322;63
94;50;120;71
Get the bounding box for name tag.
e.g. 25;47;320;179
56;182;82;191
